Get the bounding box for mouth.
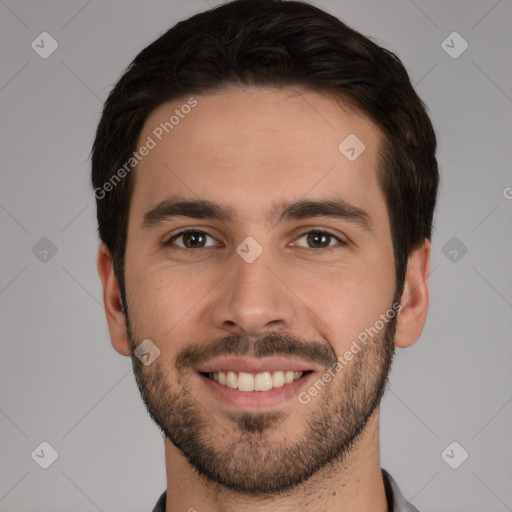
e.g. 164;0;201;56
195;356;320;409
200;369;314;392
196;359;317;409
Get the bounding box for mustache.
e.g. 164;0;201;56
174;331;337;372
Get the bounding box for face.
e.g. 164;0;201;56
122;87;398;495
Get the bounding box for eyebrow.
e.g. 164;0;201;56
141;196;373;232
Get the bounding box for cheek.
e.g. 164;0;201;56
312;267;395;353
125;263;202;342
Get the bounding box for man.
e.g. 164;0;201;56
92;1;438;510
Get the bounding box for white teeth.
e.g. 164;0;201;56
272;371;285;388
226;371;238;389
284;371;295;384
254;372;273;391
208;370;305;391
238;372;255;391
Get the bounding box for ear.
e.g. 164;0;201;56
97;242;131;356
394;239;431;348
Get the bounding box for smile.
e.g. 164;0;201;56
199;369;316;409
202;370;311;392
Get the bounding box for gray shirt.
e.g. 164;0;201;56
151;468;420;511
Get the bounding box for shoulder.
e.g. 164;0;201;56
382;468;421;512
150;490;167;512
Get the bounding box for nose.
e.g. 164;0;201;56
211;244;296;336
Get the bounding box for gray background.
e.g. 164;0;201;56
1;0;511;511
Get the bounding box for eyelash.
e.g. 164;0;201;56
164;228;346;252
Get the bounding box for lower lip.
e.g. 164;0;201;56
198;372;315;409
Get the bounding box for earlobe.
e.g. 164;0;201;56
394;240;431;348
97;242;131;356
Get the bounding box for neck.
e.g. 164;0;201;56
164;408;387;512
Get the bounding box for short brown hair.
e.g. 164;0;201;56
91;0;438;300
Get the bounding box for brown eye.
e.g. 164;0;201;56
166;230;216;249
294;230;344;250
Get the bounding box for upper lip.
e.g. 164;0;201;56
195;356;319;374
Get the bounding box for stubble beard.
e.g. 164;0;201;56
126;310;396;496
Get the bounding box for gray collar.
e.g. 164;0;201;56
152;469;420;512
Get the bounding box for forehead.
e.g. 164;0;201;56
130;87;385;226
